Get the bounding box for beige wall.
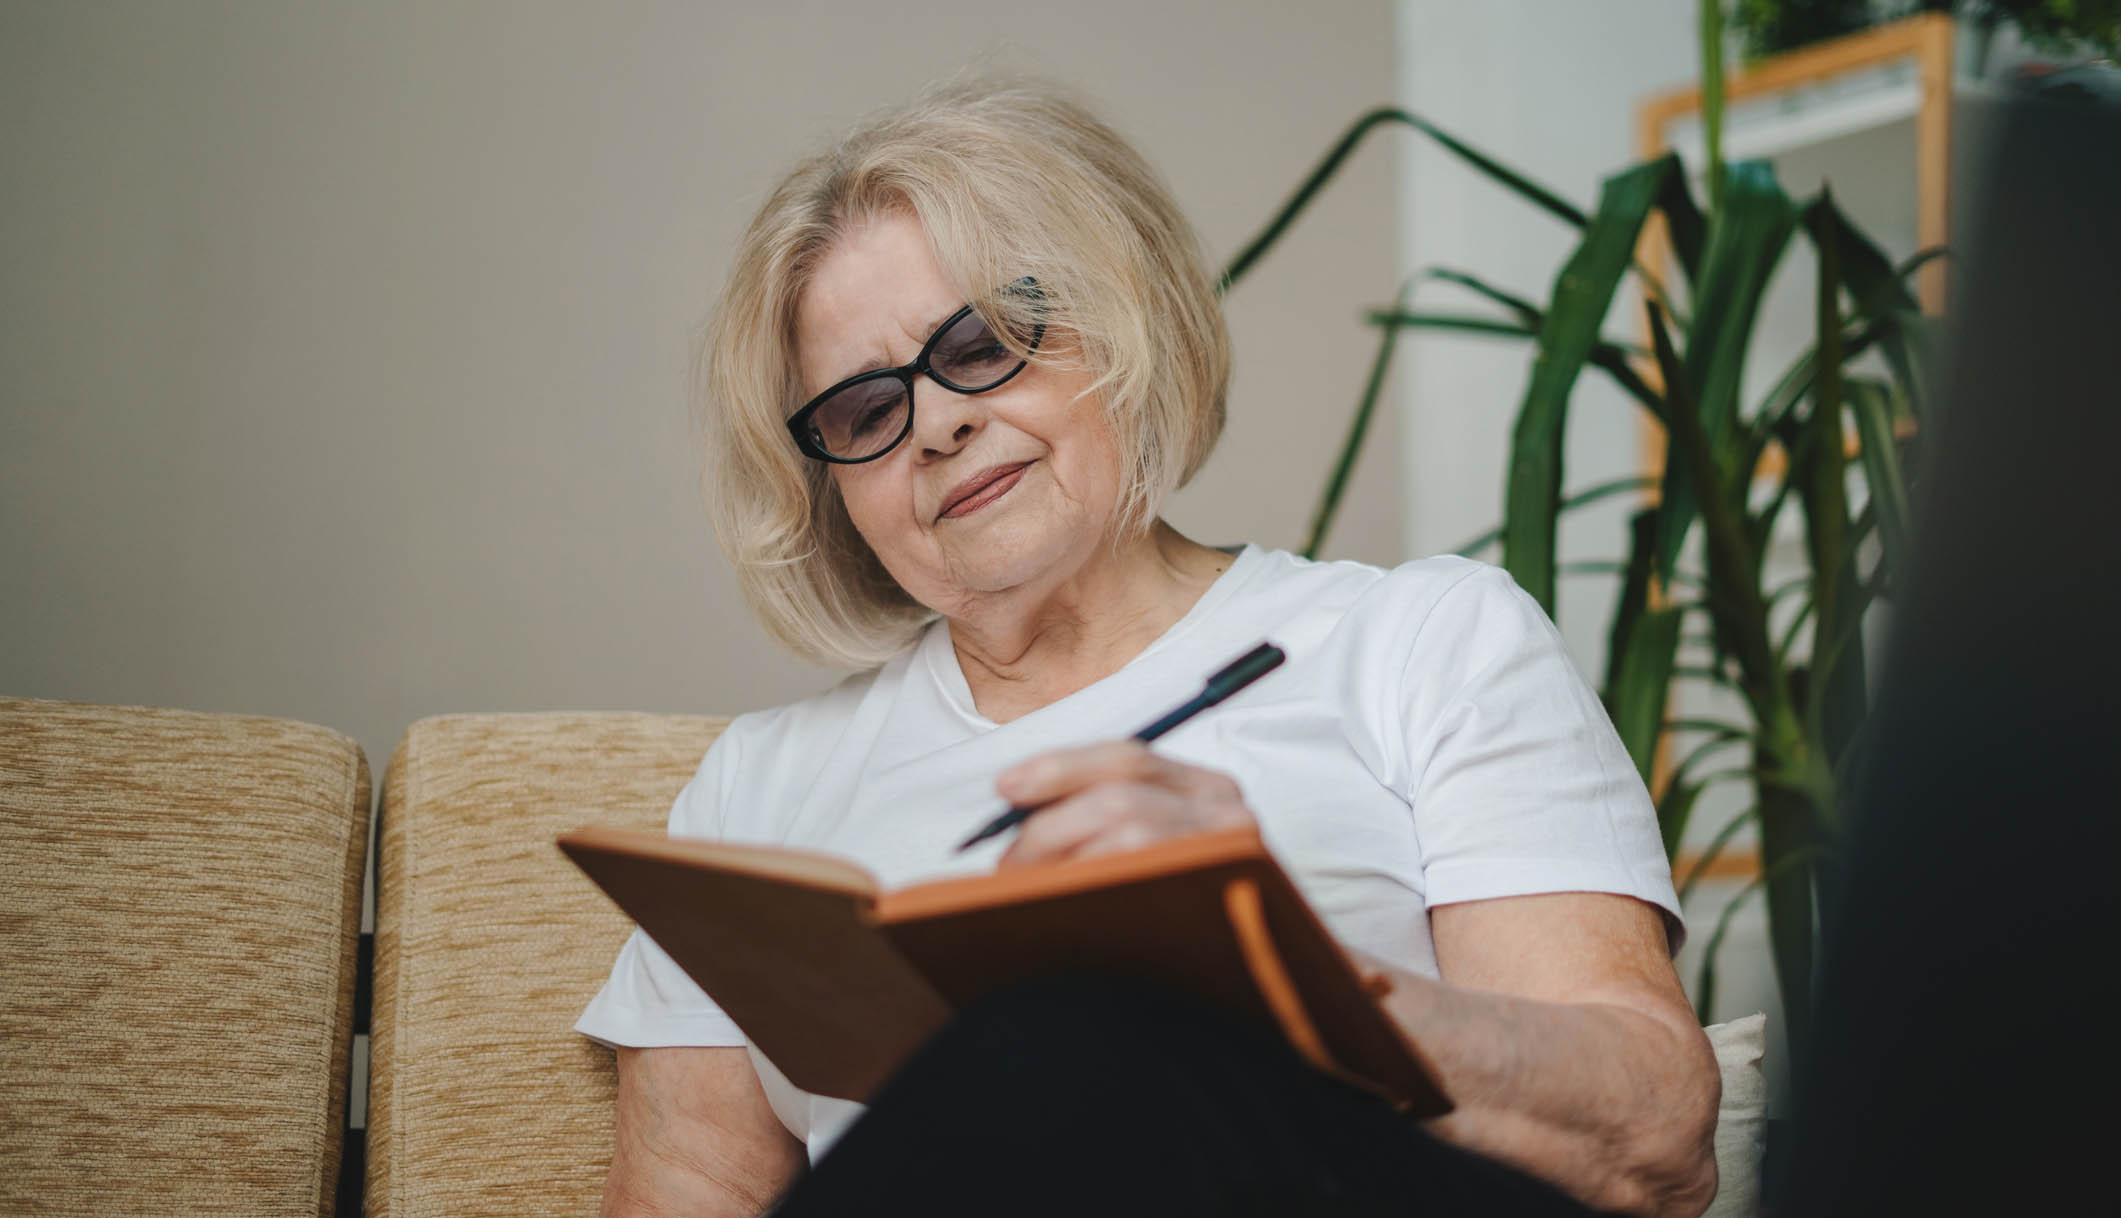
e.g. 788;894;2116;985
0;1;1401;771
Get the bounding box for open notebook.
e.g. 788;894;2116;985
560;823;1450;1115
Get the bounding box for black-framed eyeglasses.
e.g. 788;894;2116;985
786;277;1045;464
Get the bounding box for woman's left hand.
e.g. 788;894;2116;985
992;741;1257;868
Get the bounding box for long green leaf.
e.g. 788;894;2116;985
1692;879;1754;1023
1362;311;1536;341
1805;191;1850;574
1745;476;1799;576
1421;266;1658;362
1648;300;1782;723
1454;475;1657;557
1659;764;1758;885
1774;595;1818;667
1755;779;1819;1065
1221;107;1586;293
1742;318;1883;483
1847;378;1913;575
1654;161;1801;581
1591;344;1669;423
1661;727;1762;864
1666;717;1752;739
1796;194;1869;789
1611;605;1685;792
1694;871;1761;1023
1695;842;1820;1025
1425;268;1544;330
1656;154;1708;286
1679;805;1759;903
1809;194;1930;420
1699;0;1727;216
1304;281;1417;558
1671;730;1748;781
1767;571;1813;608
1767;242;1940;439
1742;237;1944;477
1566;559;1705;585
1503;157;1677;615
1894;245;1950;289
1603;508;1660;703
1673;662;1741;688
1659;773;1708;863
1808;572;1885;726
1373;293;1667;423
1777;511;1881;718
1819;195;1921;317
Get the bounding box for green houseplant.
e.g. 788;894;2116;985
1729;0;2121;62
1221;0;1936;1065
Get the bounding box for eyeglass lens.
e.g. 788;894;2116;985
806;309;1027;460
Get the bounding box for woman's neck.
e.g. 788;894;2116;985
945;522;1232;724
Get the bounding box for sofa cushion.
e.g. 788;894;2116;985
0;696;370;1217
365;711;725;1218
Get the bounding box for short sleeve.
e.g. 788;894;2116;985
574;727;750;1048
1397;565;1685;952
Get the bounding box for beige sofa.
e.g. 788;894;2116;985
0;698;1767;1217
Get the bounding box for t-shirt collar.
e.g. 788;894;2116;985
919;543;1264;731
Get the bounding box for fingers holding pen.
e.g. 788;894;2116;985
998;781;1175;867
993;741;1255;869
996;740;1238;805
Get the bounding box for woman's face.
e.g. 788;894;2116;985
795;213;1126;617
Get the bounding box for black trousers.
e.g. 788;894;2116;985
771;972;1597;1217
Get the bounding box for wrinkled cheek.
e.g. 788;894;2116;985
829;470;932;586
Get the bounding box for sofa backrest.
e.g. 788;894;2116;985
364;711;725;1218
0;695;371;1217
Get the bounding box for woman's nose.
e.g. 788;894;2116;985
909;377;986;458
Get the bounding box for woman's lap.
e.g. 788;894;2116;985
771;971;1594;1217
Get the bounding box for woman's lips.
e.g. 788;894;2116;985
938;461;1033;520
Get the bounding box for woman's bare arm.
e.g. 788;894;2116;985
1354;891;1721;1218
600;1046;806;1218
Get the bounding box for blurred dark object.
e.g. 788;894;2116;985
1772;92;2121;1214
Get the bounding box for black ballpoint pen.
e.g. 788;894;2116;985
954;641;1286;853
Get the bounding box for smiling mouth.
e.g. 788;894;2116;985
938;461;1034;521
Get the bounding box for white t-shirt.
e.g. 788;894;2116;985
577;546;1682;1161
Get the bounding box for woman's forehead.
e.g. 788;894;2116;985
795;215;963;392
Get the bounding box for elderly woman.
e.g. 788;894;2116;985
578;78;1720;1218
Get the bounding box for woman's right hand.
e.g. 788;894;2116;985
601;1045;805;1218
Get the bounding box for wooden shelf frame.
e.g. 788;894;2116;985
1638;11;1955;312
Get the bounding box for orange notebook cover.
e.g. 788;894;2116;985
558;824;1450;1116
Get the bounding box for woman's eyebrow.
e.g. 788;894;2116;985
824;303;963;386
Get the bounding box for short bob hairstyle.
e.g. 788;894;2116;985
699;76;1231;669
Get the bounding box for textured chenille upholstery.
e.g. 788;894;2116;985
364;711;725;1218
0;696;370;1218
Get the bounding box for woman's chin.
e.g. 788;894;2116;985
913;526;1103;609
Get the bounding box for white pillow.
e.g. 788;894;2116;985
1699;1013;1769;1218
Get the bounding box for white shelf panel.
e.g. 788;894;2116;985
1663;62;1926;166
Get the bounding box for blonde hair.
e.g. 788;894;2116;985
698;75;1231;669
